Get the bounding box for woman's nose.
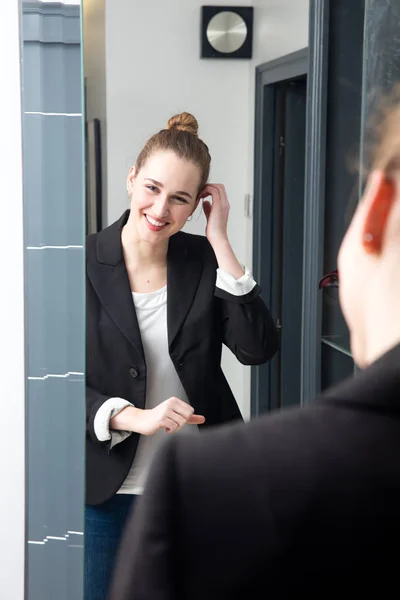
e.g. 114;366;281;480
153;196;169;217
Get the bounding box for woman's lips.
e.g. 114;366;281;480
144;214;168;231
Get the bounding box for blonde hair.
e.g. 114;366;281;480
135;112;211;192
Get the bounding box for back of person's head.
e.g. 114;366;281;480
135;112;211;193
338;86;400;367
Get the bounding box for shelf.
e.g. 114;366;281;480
321;335;352;358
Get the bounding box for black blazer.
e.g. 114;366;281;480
110;343;400;600
86;210;278;505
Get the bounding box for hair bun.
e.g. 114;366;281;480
166;112;199;137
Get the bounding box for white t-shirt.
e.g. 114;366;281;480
119;286;199;494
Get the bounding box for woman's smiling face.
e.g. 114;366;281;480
127;150;201;245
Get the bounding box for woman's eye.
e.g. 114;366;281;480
146;185;157;192
173;196;188;204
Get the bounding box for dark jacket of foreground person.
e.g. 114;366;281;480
110;343;400;599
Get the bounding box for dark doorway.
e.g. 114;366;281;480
251;50;308;417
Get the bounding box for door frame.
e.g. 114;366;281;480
251;48;308;417
300;0;330;405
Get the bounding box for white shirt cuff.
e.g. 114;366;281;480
93;397;133;449
216;265;257;296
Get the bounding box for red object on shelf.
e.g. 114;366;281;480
319;269;339;289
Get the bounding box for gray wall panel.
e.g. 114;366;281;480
23;115;83;245
23;43;82;113
22;2;85;599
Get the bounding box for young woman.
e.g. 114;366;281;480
84;112;278;599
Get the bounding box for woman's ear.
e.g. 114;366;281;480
126;166;136;197
193;195;201;214
361;171;396;255
193;188;205;215
195;185;210;213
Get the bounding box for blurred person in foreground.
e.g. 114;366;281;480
110;91;400;599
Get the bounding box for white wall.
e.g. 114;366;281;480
245;0;311;263
0;1;26;597
103;0;309;419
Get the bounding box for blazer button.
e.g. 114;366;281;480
179;361;184;367
129;367;139;378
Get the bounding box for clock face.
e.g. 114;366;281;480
201;6;253;59
206;11;247;54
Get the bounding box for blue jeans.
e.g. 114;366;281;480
85;494;137;600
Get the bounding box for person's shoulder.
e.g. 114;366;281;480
176;349;400;472
179;401;332;451
86;211;127;263
86;231;98;247
85;230;97;248
170;353;399;487
149;404;333;523
168;397;358;488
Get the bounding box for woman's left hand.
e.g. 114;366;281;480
199;184;230;246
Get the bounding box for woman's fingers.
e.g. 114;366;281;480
199;184;213;200
203;200;212;220
163;413;205;432
202;184;229;213
168;397;194;419
160;398;205;432
161;417;180;433
187;414;206;425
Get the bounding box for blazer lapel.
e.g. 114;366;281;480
167;233;203;349
87;211;144;361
